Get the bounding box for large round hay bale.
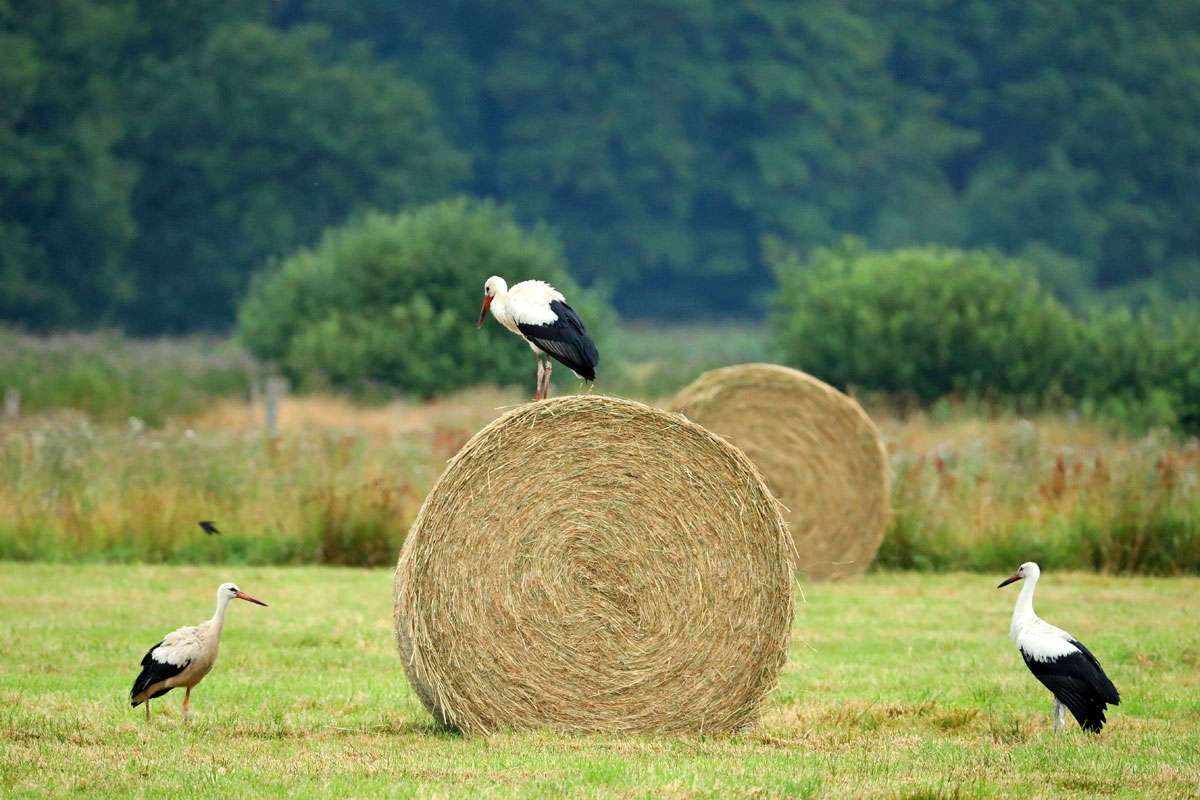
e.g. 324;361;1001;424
669;364;889;581
394;395;793;735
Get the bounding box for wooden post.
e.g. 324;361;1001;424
265;377;287;434
3;388;18;420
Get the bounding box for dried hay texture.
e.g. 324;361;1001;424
669;364;889;581
394;394;794;735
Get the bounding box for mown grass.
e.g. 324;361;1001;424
2;391;1197;573
1;564;1197;798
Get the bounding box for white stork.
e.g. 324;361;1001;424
129;582;267;722
477;275;599;400
999;562;1120;732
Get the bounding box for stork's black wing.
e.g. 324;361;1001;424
129;641;188;705
1021;639;1119;732
518;300;599;381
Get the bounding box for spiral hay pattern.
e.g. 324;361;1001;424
394;395;793;735
670;364;890;581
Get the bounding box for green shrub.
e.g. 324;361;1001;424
1070;305;1200;433
770;240;1200;434
238;198;611;398
771;240;1079;402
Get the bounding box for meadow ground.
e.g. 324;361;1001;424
1;564;1197;799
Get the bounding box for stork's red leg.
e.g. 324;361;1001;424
183;687;190;723
542;358;553;400
145;700;150;722
534;355;545;401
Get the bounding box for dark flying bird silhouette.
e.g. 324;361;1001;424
198;521;220;536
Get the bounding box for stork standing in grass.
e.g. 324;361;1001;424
999;562;1120;732
477;276;598;400
129;582;267;722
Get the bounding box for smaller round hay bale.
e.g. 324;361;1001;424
669;364;889;581
395;395;793;735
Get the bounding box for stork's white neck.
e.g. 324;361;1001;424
488;281;519;334
211;591;234;635
1009;574;1039;639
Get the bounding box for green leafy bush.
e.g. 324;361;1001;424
238;198;611;397
771;240;1078;401
1070;306;1200;432
771;240;1200;434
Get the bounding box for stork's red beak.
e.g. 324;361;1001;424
235;590;268;606
477;295;492;328
997;573;1022;588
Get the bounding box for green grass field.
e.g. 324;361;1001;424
2;564;1197;798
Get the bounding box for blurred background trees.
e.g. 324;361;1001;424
2;0;1199;423
3;0;1199;332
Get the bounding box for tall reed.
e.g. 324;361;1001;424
876;415;1200;574
1;394;1197;572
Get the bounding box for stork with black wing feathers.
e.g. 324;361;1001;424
999;562;1120;733
477;276;598;401
129;582;267;722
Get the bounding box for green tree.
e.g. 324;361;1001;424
5;0;1200;329
868;0;1200;295
120;21;467;332
0;0;139;328
292;0;970;318
238;198;611;397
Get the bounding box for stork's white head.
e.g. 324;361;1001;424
478;276;508;328
217;581;268;607
998;561;1040;588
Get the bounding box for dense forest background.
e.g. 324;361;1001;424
3;0;1199;332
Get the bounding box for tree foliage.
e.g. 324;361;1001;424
0;0;139;327
870;0;1200;296
120;21;467;332
1;0;1198;330
238;198;611;397
296;0;970;317
0;2;465;332
771;241;1078;401
294;0;1200;316
772;241;1200;432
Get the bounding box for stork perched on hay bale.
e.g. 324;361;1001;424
477;276;598;400
129;582;267;722
999;562;1120;732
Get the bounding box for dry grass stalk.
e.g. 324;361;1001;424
184;387;519;444
670;364;890;581
394;394;794;735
